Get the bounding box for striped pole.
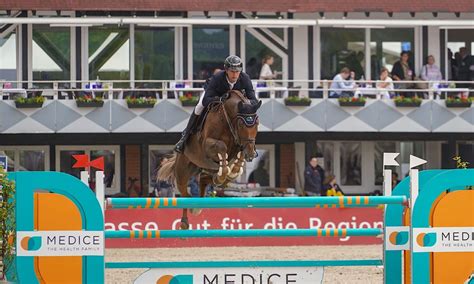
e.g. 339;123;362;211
105;228;382;239
107;196;406;209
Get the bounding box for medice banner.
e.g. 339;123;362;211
105;208;383;248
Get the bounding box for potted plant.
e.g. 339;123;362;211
0;166;16;282
76;95;104;108
126;97;157;109
179;93;199;107
14;96;45;108
338;96;366;107
284;96;311;106
445;97;472;108
394;96;422;107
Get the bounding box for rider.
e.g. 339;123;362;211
174;55;258;153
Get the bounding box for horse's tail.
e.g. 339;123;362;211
157;154;177;184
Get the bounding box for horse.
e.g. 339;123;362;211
158;90;261;229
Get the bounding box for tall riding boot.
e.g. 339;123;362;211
174;113;199;153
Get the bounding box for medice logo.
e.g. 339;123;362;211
416;233;437;247
20;236;42;251
389;231;409;245
156;274;193;284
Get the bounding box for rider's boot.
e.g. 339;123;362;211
174;113;199;153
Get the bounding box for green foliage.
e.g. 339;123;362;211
393;96;422;104
446;97;472;104
338;97;366;103
15;96;45;104
284;96;311;103
76;95;104;103
179;94;199;103
0;166;15;281
126;97;157;105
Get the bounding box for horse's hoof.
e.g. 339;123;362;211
180;222;189;230
190;208;202;216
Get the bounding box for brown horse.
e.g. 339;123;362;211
158;90;261;229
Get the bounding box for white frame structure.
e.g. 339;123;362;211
0;146;50;171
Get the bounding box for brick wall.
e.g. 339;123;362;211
125;145;141;196
279;144;295;188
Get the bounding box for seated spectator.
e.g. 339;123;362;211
420;55;442;82
329;67;356;98
376;67;394;99
323;174;344;196
391;51;416;97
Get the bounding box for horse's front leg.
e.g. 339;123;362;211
227;151;245;181
204;138;229;185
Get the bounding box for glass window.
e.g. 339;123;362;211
149;149;174;193
19;150;45;171
33;25;71;87
321;28;365;80
374;142;397;185
89;26;130;86
315;142;334;175
400;142;425;178
245;30;283;80
340;142;362;185
371;28;414;80
244;149;270;186
135;27;174;86
0;31;17;85
0;150;15;172
60;150;85;179
193;27;229;81
91;150;116;189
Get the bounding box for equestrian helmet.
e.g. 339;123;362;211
224;55;243;71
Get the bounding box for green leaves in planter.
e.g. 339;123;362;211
126;97;157;108
14;96;45;108
393;96;422;104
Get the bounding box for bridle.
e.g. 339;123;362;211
220;101;258;153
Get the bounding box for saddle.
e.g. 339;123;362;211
195;101;222;134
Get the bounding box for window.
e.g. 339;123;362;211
0;146;49;172
245;29;283;80
56;146;120;195
374;142;397;185
321;28;365;80
89;26;129;85
135;27;175;85
340;142;362;186
244;149;271;186
193;27;229;81
315;142;335;175
0;31;17;85
446;29;474;81
33;25;70;87
371;28;414;80
149;147;174;194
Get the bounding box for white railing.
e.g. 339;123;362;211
0;79;472;101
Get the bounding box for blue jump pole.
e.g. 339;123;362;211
107;196;406;209
105;228;383;239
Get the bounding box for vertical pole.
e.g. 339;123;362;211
95;171;105;215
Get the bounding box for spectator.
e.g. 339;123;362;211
329;67;356;98
154;157;174;197
323;174;344;196
246;57;259;79
391;51;415;97
420;55;442;82
376;67;394;99
392;172;400;188
188;175;199;197
248;160;269;186
212;68;222;75
457;47;474;88
259;55;277;80
304;157;325;196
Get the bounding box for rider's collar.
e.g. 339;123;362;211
226;74;239;88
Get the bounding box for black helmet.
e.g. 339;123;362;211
224;55;243;71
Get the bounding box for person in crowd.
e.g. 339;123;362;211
329;67;356;98
392;172;400;189
259;55;278;80
154;157;175;197
346;51;365;79
391;51;415;97
304;157;325;196
188;175;199;197
376;67;394;99
248;160;270;186
457;47;474;88
246;57;260;79
212;68;222;75
323;174;344;196
420;55;443;86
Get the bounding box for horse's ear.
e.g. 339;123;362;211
253;100;262;111
238;101;244;112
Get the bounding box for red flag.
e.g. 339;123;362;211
89;156;104;171
72;155;105;170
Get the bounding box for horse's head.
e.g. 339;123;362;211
234;100;262;162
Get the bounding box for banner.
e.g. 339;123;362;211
105;207;383;248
